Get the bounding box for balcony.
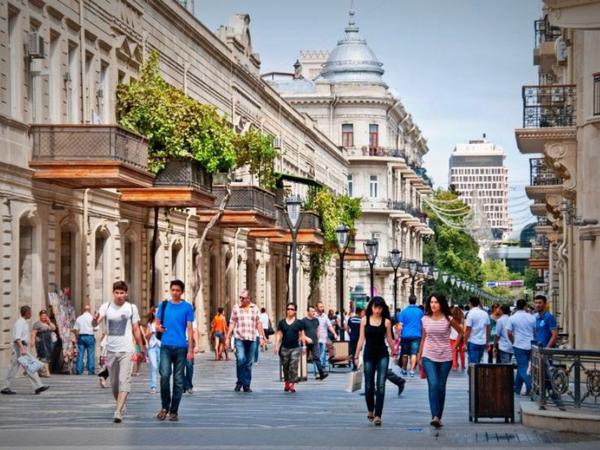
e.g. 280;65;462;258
270;211;323;246
533;18;562;71
29;124;154;188
199;185;277;228
516;85;577;154
526;158;563;200
120;160;214;208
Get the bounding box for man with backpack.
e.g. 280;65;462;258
92;281;145;423
155;280;195;422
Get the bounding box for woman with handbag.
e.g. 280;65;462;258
353;297;397;427
417;293;464;429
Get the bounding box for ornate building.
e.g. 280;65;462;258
264;10;434;308
515;0;600;349
0;0;348;367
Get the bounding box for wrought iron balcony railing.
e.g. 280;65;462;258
388;200;407;211
213;186;276;219
522;85;577;128
531;346;600;410
31;124;149;169
299;211;320;230
530;158;562;186
534;18;562;46
154;160;212;191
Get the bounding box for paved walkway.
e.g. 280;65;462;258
1;350;599;449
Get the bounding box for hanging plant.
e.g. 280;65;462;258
234;128;280;190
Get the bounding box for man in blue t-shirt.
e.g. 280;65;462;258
399;295;424;377
534;295;558;348
155;279;195;422
346;307;363;371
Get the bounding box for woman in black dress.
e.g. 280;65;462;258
274;303;309;393
353;297;396;426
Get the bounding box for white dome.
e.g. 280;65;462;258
320;10;385;85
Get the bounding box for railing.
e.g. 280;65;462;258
530;158;562;186
299;211;320;230
347;146;407;160
154;160;212;191
534;18;562;46
30;124;149;170
388;200;407;211
213;185;276;219
522;85;577;128
531;346;600;410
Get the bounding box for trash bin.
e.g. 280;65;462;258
469;363;515;423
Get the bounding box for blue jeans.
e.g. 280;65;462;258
159;345;187;414
467;342;486;365
254;336;260;363
183;359;194;392
363;356;389;417
319;342;327;370
147;346;160;390
235;339;257;388
498;349;513;364
76;335;95;374
513;347;532;395
422;357;452;419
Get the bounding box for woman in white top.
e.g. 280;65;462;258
144;309;161;394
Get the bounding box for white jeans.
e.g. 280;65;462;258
3;344;43;392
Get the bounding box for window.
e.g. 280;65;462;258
347;174;353;197
594;73;600;116
369;175;378;198
49;31;62;122
342;124;354;147
67;41;80;123
8;7;21;118
99;61;109;123
369;124;379;148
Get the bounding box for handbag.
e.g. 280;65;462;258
18;354;44;376
345;367;363;393
266;320;275;337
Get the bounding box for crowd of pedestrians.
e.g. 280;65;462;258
1;276;559;429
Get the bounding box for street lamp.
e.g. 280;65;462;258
336;225;350;341
389;249;402;315
286;195;302;305
442;272;449;285
432;267;440;282
408;259;419;297
364;239;379;299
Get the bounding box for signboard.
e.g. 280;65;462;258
486;280;524;288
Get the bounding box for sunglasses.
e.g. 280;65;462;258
287;308;296;311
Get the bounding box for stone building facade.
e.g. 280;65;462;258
264;11;434;309
0;0;348;367
515;0;600;349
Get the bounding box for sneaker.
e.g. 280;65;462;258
234;383;242;392
398;380;406;396
409;370;415;378
243;386;253;393
0;388;16;395
288;383;296;393
187;388;193;395
113;410;123;423
320;373;329;381
401;369;408;376
34;386;49;395
284;382;290;392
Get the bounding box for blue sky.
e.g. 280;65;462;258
196;0;542;232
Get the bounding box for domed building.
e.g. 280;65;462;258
264;10;434;308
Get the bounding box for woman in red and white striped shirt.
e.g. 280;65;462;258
417;293;464;429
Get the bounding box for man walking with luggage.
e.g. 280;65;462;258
92;281;145;423
1;306;48;395
155;280;195;421
225;290;266;392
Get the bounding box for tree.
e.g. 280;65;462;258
480;259;512;298
524;267;538;292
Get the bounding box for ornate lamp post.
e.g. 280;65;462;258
286;195;302;305
364;240;379;299
389;249;402;315
336;225;350;341
408;259;419;297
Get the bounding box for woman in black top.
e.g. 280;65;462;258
274;303;309;393
354;297;396;426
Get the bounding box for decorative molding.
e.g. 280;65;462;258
544;141;577;196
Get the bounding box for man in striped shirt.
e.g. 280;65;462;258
225;290;266;393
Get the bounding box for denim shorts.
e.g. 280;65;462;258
401;338;420;356
214;332;224;340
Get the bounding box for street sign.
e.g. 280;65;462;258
486;280;524;288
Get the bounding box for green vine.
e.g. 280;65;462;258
234;128;280;190
304;188;362;301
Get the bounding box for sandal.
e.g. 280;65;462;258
367;412;374;422
374;417;382;427
169;413;178;422
156;409;168;421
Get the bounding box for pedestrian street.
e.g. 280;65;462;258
0;351;599;450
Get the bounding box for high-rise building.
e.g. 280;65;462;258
448;138;511;240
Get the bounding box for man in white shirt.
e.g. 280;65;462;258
494;304;513;364
464;297;491;365
92;281;145;423
507;299;536;395
1;306;48;395
315;302;339;374
74;305;97;375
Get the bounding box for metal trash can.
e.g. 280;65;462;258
469;363;515;423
